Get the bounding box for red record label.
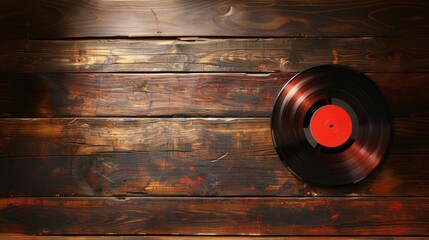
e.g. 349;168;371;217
309;105;352;148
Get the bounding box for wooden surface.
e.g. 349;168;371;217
1;237;425;240
1;0;428;38
0;117;427;197
0;0;428;238
0;73;427;117
1;38;428;73
1;198;428;235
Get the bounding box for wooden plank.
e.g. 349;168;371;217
0;118;427;197
1;0;428;38
0;73;427;118
0;154;426;197
0;235;424;240
1;38;428;73
0;197;427;235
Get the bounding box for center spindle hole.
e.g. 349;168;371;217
330;124;334;128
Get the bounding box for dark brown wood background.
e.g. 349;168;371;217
0;0;428;238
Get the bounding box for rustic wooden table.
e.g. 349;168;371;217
0;0;428;238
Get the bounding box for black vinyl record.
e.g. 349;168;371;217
271;65;391;187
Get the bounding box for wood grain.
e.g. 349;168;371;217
1;38;428;73
0;236;424;240
0;73;427;118
0;0;427;238
0;197;427;235
0;118;427;197
1;0;428;38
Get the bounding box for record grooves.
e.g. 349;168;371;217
271;65;391;186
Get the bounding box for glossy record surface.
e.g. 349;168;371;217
271;65;391;186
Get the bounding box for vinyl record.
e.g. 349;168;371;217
271;65;391;186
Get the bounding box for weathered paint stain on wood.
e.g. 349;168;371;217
0;73;427;117
0;38;428;73
0;154;426;197
0;118;427;197
0;198;427;235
